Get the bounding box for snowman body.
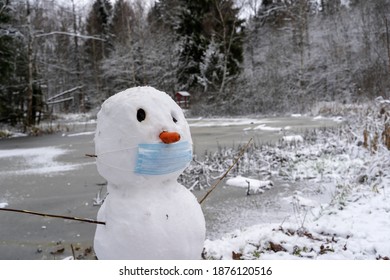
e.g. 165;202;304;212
93;87;205;260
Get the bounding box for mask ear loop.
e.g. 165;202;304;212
96;158;137;172
86;144;138;161
94;145;139;172
96;145;138;157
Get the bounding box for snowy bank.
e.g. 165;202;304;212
204;182;390;260
0;129;28;138
202;99;390;259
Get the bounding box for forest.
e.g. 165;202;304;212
0;0;390;129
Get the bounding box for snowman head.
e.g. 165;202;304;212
94;87;193;188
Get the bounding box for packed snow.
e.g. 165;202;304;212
93;87;205;260
226;175;273;194
0;202;8;208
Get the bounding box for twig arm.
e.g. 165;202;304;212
198;138;253;204
0;208;105;225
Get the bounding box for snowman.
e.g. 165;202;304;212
93;86;205;259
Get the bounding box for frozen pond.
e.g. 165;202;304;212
188;116;341;157
0;116;340;259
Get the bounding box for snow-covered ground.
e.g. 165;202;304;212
204;174;390;260
202;100;390;260
0;112;97;139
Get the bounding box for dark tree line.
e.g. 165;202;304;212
1;0;390;128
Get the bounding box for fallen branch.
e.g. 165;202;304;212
0;208;105;225
198;137;253;204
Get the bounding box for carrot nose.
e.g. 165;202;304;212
159;131;181;144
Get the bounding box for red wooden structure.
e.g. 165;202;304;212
175;91;191;108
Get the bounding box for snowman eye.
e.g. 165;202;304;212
137;108;146;122
171;112;178;123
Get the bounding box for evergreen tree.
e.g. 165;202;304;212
148;0;182;31
85;0;113;61
0;0;17;124
146;0;182;93
202;0;244;93
0;0;27;125
175;0;244;94
176;0;210;90
85;0;113;99
110;0;134;45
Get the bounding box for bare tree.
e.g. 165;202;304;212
215;0;239;94
25;0;34;126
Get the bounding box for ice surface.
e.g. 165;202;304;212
0;146;90;175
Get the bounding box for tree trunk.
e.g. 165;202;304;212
385;16;390;74
26;0;35;127
72;0;84;113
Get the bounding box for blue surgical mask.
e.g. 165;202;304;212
135;141;192;175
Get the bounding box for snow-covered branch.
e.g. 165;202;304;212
47;86;84;102
35;31;105;41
